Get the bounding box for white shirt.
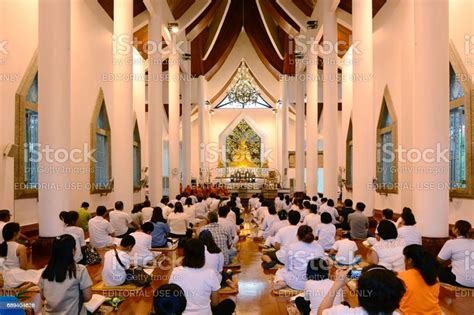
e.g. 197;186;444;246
88;216;114;248
102;249;131;286
255;206;269;222
195;202;207;218
218;217;237;237
162;206;173;219
109;210;133;236
322;305;400;315
332;239;358;264
268;220;289;238
303;213;321;232
183;205;196;221
274;225;299;248
0;221;6;243
315;223;336;250
167;212;190;235
274;198;284;211
319;205;339;224
438;237;474;287
209;199;220;212
397;225;422;246
372;238;406;272
305;279;343;315
282;202;292;211
170;266;221;315
64;226;86;263
248;198;258;210
141;207;154;222
129;231;155;266
261;214;279;233
204;247;224;283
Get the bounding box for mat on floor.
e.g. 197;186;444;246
151;242;178;251
440;282;474;293
91;281;144;292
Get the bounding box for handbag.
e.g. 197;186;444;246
83;246;101;265
114;249;152;287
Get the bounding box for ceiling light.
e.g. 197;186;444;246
307;20;318;29
227;62;260;105
295;52;305;59
168;23;179;34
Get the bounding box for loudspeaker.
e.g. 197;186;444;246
3;143;18;158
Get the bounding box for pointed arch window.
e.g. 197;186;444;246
15;53;38;199
346;120;353;190
376;87;398;194
133;122;141;191
90;89;112;194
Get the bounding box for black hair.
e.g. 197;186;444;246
382;209;394;220
306;258;329;281
132;204;142;214
227;200;236;208
197;196;203;202
327;199;335;207
185;198;192;206
278;210;288;221
143;200;151;207
288;210;301;225
0;210;10;222
285;195;291;205
151;207;167;224
0;222;20;257
153;283;187;315
115;201;124;210
59;211;69;223
401;207;412;216
199;230;221;254
64;211;79;226
377;220;398;240
182;239;205;269
403;244;439;286
310;204;318;214
455;220;472;237
321;212;332;224
96;206;107;216
174;202;183;214
120;235;136;248
81;202;89;208
41;234;77;282
321;198;328;203
402;212;416;226
297;225;315;243
160;197;169;204
303;201;311;209
268;205;277;215
218;206;230;218
176;195;182;200
344;199;353;207
312;196;318;202
356;202;366;211
357;265;406;314
207;211;218;223
142;222;155;234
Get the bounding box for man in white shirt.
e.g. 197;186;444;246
130;222;157;266
141;199;154;223
319;199;339;225
302;204;321;232
194;196;208;219
102;235;135;286
248;194;259;211
218;206;239;244
109;201;139;238
88;206;115;248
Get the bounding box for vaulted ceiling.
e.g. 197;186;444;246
98;0;387;79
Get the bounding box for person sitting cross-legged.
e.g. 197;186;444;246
130;222;158;266
201;211;234;265
102;235;136;286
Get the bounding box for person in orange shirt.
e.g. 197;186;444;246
397;244;441;315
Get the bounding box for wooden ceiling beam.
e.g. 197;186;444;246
260;0;300;37
185;0;221;41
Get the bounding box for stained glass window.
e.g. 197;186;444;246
24;109;38;189
215;94;272;109
225;120;261;167
346;120;353;188
376;96;396;192
133;123;141;189
92;96;111;193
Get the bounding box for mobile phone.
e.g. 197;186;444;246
348;268;362;279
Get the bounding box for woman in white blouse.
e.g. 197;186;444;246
367;220;406;272
63;211;87;263
397;211;422;246
167;202;191;239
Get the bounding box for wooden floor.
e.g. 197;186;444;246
16;218;474;314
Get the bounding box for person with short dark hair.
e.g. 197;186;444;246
272;225;325;290
396;207;412;228
102;235;136;286
183;198;196;221
319;199;339;224
0;209;28;245
152;283;187;315
167;202;192;239
110;201;139;238
397;212;422;246
150;207;170;248
348;202;369;239
201;211;233;264
264;210;289;247
88;206;116;248
130;222;157;266
398;245;441;314
329;232;360;265
141;199;154;223
259;205;278;239
318;265;406;315
77;202;91;232
303;204;321;232
315;213;336;250
39;234;93;314
295;258;343;315
63;211;87;263
438;220;474;287
169;239;236;315
338;199;354;230
368;220;406;272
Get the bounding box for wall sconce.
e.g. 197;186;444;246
307;20;318;29
272;108;278;114
168;23;179;34
295;52;305;59
209;109;215;115
182;53;191;61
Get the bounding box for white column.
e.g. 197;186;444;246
198;76;208;181
412;0;449;237
280;77;290;188
182;67;192;187
168;43;180;198
352;0;375;215
147;0;163;204
295;67;305;192
306;37;319;196
38;0;71;237
322;1;338;201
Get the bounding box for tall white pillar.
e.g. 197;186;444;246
295;68;305;192
198;76;208;181
168;44;180;198
322;1;338;201
352;0;375;215
182;67;192;187
306;37;319;196
412;0;449;238
38;0;71;237
147;0;163;204
280;77;290;188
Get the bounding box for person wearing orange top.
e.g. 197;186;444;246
397;244;441;315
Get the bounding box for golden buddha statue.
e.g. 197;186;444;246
229;138;257;168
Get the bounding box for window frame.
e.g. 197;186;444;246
376;86;398;194
346;119;353;191
90;88;113;194
14;52;38;199
449;44;473;198
133;120;141;192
